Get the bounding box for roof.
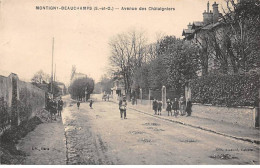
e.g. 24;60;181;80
182;29;195;36
192;22;204;29
201;22;222;30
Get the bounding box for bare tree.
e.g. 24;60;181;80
108;30;148;97
221;0;260;72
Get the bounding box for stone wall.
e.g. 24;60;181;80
192;104;256;128
136;98;256;128
0;73;45;135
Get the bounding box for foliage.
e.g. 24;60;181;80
190;71;260;107
221;0;260;73
0;97;10;130
147;36;199;95
31;70;50;84
100;75;113;94
47;82;61;97
69;76;94;100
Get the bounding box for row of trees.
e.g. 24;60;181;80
108;0;260;101
109;32;200;97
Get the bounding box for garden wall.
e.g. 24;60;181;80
0;73;45;136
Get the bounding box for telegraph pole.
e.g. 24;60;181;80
51;37;54;95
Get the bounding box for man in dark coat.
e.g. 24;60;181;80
186;99;193;117
57;97;63;117
152;99;158;115
50;99;57;121
77;101;80;110
172;98;179;117
119;96;127;119
89;99;93;109
166;99;172;116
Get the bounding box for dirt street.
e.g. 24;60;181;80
62;95;260;165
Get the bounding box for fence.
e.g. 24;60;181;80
0;73;46;136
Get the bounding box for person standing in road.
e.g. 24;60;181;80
50;99;57;121
172;98;179;117
119;96;127;119
152;99;158;115
186;99;192;117
57;97;64;117
89;99;93;109
77;101;80;110
157;100;162;115
166;99;172;116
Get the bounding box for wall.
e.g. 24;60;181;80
136;98;256;128
0;75;12;107
192;104;256;128
0;73;46;136
18;80;46;122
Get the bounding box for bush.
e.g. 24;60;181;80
190;71;260;107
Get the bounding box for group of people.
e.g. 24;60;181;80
166;96;192;117
152;99;163;115
153;96;192;117
46;96;64;121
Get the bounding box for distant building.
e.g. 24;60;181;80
70;72;87;84
55;81;66;95
110;71;125;99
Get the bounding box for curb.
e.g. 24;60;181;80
128;106;260;145
110;99;260;145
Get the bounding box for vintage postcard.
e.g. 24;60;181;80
0;0;259;165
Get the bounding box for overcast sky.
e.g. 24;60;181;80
0;0;223;85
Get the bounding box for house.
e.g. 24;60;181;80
70;72;87;84
182;1;226;76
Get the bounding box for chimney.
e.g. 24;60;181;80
187;22;192;30
203;2;213;25
207;1;209;12
212;2;219;23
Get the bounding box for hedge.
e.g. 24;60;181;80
190;72;260;107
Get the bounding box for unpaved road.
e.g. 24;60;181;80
62;95;260;165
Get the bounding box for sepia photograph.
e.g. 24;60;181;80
0;0;259;165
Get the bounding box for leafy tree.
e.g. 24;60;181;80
159;36;199;94
69;76;94;101
100;75;113;94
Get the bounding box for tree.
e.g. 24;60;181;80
159;36;200;94
109;30;147;97
222;0;260;73
68;76;94;101
100;75;113;94
31;70;50;84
